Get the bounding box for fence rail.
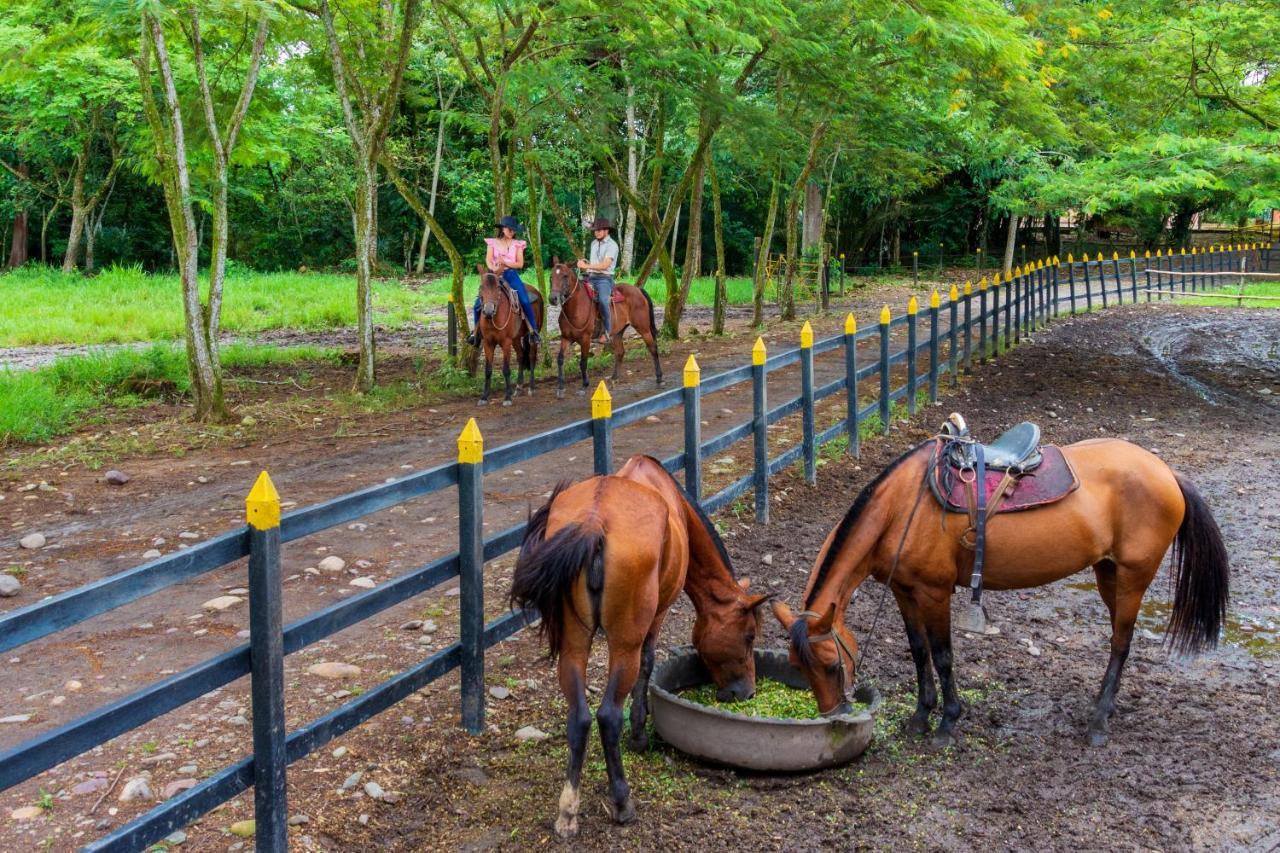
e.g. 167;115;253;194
0;241;1272;852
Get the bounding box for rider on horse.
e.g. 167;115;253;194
468;215;540;345
578;217;619;345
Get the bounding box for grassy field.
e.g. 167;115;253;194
0;344;338;445
0;264;760;347
1174;279;1280;308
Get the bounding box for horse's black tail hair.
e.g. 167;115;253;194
641;286;657;335
510;489;605;659
1165;474;1230;656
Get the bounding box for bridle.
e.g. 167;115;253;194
479;271;515;332
795;609;860;716
552;264;592;335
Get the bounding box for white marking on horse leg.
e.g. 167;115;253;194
555;781;580;837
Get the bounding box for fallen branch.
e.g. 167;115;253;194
90;764;128;814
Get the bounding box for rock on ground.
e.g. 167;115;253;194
308;661;361;679
118;777;154;802
201;595;243;611
318;556;346;572
18;532;46;550
0;575;20;597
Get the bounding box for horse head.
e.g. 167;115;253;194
771;600;860;716
477;264;503;319
548;256;577;307
693;577;771;701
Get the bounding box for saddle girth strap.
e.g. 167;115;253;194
970;443;987;605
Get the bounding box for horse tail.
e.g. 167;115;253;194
1165;473;1229;656
510;506;605;660
640;286;657;335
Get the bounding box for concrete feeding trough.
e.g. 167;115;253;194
649;648;880;772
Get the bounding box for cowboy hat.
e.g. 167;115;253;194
495;215;523;234
588;217;613;232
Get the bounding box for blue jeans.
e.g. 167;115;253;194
590;275;614;338
474;268;538;334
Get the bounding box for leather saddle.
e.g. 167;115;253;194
930;414;1079;520
583;280;626;304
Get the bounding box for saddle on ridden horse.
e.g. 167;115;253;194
928;414;1079;632
583;280;627;304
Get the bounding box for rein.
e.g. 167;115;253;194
480;273;517;333
554;267;593;336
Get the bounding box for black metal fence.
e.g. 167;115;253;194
0;242;1271;852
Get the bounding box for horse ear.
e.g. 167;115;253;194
770;600;796;629
476;263;486;276
744;592;772;610
552;255;560;266
811;602;837;635
737;577;752;590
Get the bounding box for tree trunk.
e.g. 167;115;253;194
524;151;545;289
708;154;726;335
673;154;706;333
7;161;29;268
593;169;619;225
40;202;60;265
802;180;823;255
752;170;780;328
488;84;506;219
353;157;377;392
416;78;454;273
63;205;87;274
781;119;829;321
1001;213;1019;276
620;73;639;275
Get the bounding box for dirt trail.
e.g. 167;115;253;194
2;302;1276;851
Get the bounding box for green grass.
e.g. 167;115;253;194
1175;279;1280;308
0;344;338;446
0;265;762;347
681;677;827;719
0;264;424;346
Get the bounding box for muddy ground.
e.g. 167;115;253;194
3;302;1278;851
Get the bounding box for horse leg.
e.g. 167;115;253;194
578;340;589;393
1086;559;1151;747
479;341;494;404
597;646;642;825
556;337;568;399
893;588;937;735
921;595;963;748
526;335;536;395
626;632;659;751
637;314;663;385
610;330;625;381
555;640;593;839
501;341;514;406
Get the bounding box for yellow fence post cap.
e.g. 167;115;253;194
907;295;919;314
1066;253;1074;263
963;281;972;295
978;277;988;291
1180;247;1186;255
993;270;1002;284
457;417;484;464
930;290;940;308
1112;251;1118;260
591;381;612;419
753;336;767;364
447;293;454;303
683;354;701;387
844;313;857;334
879;305;891;324
1129;250;1136;258
948;283;959;300
800;320;814;348
246;470;281;531
1144;249;1151;258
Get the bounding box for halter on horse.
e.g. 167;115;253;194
475;265;541;405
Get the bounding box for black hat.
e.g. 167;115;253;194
495;215;523;234
589;217;613;232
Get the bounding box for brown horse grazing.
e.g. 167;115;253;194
510;454;768;838
772;428;1229;749
548;258;663;398
475;265;543;406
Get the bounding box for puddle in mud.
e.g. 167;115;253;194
1061;580;1280;657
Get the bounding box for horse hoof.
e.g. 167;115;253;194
576;389;586;396
1086;728;1110;748
627;732;650;752
604;796;636;825
477;399;489;406
554;816;578;839
502;399;512;407
556;390;565;400
929;730;956;750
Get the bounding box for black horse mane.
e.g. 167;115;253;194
643;455;736;578
802;440;931;609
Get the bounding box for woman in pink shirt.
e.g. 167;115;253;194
469;215;539;344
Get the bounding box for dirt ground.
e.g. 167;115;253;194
3;299;1278;851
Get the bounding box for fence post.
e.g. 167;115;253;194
1095;254;1108;309
457;418;485;735
752;337;769;522
1082;254;1094;312
906;298;918;416
1128;250;1139;301
1066;253;1077;313
591;381;613;476
912;250;919;289
879;306;891;432
976;246;984;276
962;281;973;373
1036;261;1046;326
1013;269;1022;343
947;286;958;387
1002;274;1013;347
928;292;940;403
447;294;458;360
1144;250;1152;301
1053;256;1061;318
843;315;859;456
683;355;702;499
1179;247;1188;293
990;273;1002;356
799;321;817;484
246;472;287;853
977;278;988;363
